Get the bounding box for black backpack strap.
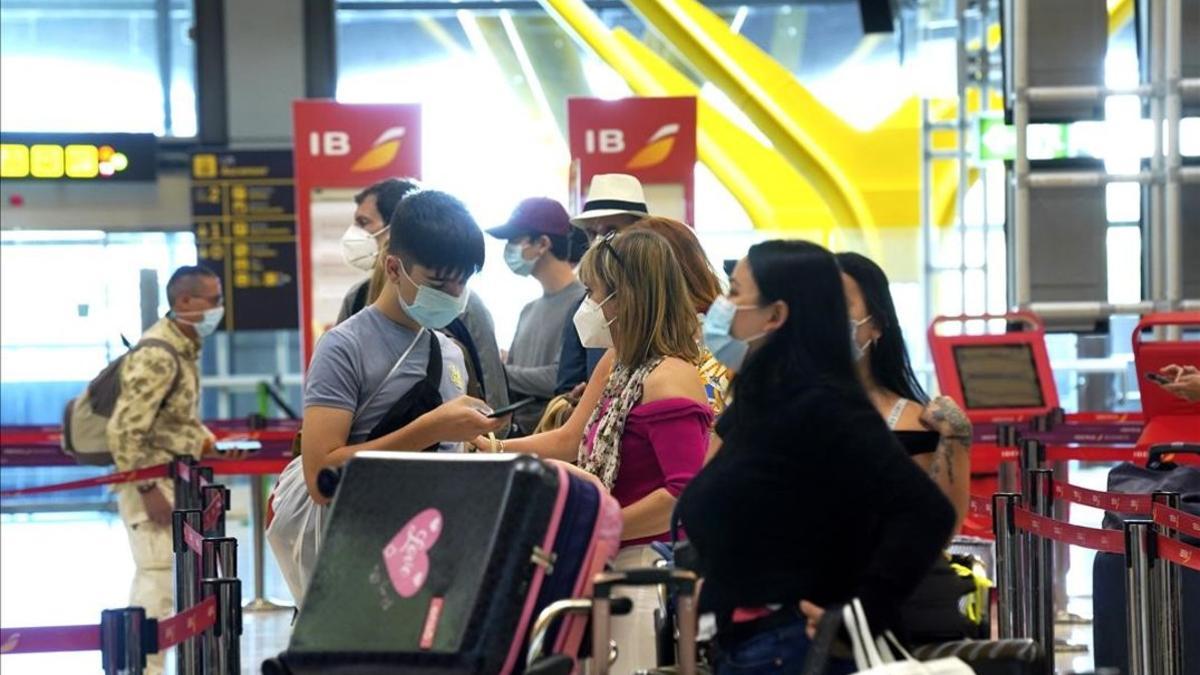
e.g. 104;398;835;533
424;330;443;389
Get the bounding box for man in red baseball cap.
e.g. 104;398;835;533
488;198;589;434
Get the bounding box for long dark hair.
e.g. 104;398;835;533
733;240;866;407
836;252;929;404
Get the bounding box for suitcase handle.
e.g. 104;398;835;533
593;568;698;597
1147;442;1200;470
591;568;700;675
525;597;633;669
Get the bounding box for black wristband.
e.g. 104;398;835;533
136;482;157;494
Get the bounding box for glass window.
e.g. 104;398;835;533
0;230;197;425
0;0;196;136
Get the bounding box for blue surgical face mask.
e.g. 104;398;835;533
504;242;537;277
176;306;225;338
396;261;469;329
850;315;873;362
702;296;767;371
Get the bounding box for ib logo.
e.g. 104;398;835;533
307;127;407;173
583;123;681;170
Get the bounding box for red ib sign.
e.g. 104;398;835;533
567;96;697;223
292;100;423;366
293;101;421;187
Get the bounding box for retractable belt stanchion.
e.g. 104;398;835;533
1124;520;1155;675
201;483;230;537
1037;410;1077;626
1026;468;1054;675
172;509;204;675
993;493;1025;639
996;423;1020;493
202;537;239;580
100;607;149;675
170;457;199;510
202;578;242;675
1019;438;1045;500
1152;491;1184;675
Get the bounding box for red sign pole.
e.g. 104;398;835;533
567;97;698;224
291;101;422;368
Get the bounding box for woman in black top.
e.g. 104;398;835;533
680;240;955;674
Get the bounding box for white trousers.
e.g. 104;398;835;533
117;483;175;675
609;544;664;674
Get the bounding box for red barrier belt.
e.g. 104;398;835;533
183;522;204;556
156;596;217;651
0;458;287;498
202;490;224;531
0;596;219;656
0;623;100;654
0;464;170;498
1051;480;1152;514
1156;535;1200;572
1152;503;1200;539
207;458;287;477
969;494;993;519
1013;507;1125;553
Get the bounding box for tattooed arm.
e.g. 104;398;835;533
919;396;973;535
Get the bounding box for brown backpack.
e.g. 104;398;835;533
60;339;182;465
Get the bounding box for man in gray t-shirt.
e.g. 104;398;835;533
301;190;507;501
306;306;471;448
487;197;588;434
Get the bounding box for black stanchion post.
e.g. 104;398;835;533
202;536;239;580
996;423;1020;493
1019;438;1045;498
169;457;198;510
201;484;230;537
100;607;147;675
1124;520;1156;675
1026;468;1054;674
993;492;1025;638
194;466;215;523
172;509;204;675
202;578;243;675
1152;492;1183;675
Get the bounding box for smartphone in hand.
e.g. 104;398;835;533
485;397;537;419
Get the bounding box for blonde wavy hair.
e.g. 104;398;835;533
578;230;700;368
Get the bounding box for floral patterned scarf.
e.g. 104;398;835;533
577;357;664;489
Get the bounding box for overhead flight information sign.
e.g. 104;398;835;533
0;133;157;181
191;150;298;331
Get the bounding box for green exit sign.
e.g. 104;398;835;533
977;117;1072;161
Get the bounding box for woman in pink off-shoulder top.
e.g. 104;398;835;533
477;229;710;672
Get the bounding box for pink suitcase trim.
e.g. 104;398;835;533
553;493;623;666
499;463;571;674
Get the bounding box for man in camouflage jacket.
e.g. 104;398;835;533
106;266;223;675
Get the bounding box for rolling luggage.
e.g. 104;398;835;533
262;452;622;674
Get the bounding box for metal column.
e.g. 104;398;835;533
1124;520;1156;675
993;492;1025;638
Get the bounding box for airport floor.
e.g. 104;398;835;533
0;468;1118;674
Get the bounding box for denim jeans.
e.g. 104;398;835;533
715;612;856;675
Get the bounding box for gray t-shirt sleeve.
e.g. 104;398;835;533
304;328;360;414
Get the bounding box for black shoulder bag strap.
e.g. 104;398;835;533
365;331;444;449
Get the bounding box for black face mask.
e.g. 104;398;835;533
366;332;443;451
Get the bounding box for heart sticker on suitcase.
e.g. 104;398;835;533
383;508;443;598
